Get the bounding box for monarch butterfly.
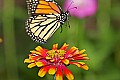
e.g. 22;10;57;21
25;0;69;44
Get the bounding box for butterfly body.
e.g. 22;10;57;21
26;0;69;44
59;11;69;24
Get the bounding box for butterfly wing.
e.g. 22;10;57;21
26;0;63;43
35;0;61;14
26;14;61;43
26;0;61;15
26;0;38;16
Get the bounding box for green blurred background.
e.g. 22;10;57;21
0;0;120;80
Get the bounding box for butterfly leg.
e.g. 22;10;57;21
68;21;70;28
60;26;63;33
67;16;70;28
65;17;70;28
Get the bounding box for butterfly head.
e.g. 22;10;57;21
59;4;77;24
60;11;69;24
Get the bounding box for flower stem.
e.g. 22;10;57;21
54;74;56;80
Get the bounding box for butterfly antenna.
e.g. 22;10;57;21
68;7;77;11
67;1;74;11
66;1;77;29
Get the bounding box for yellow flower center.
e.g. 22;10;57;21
47;50;66;58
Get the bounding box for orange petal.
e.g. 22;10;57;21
70;62;80;67
30;50;42;55
52;44;58;50
28;63;36;68
29;54;40;60
35;46;47;57
24;59;31;63
62;59;69;65
56;66;63;80
35;46;43;52
64;67;74;80
81;54;88;57
69;47;78;53
60;43;69;50
81;64;89;70
66;47;78;56
78;62;89;70
79;49;86;54
70;62;89;70
36;61;46;67
38;66;49;77
48;66;56;75
30;50;37;53
73;50;79;55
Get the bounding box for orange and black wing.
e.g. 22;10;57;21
26;0;62;15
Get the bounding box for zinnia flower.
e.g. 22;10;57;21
63;0;97;18
24;43;89;80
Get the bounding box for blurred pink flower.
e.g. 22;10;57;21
63;0;97;18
